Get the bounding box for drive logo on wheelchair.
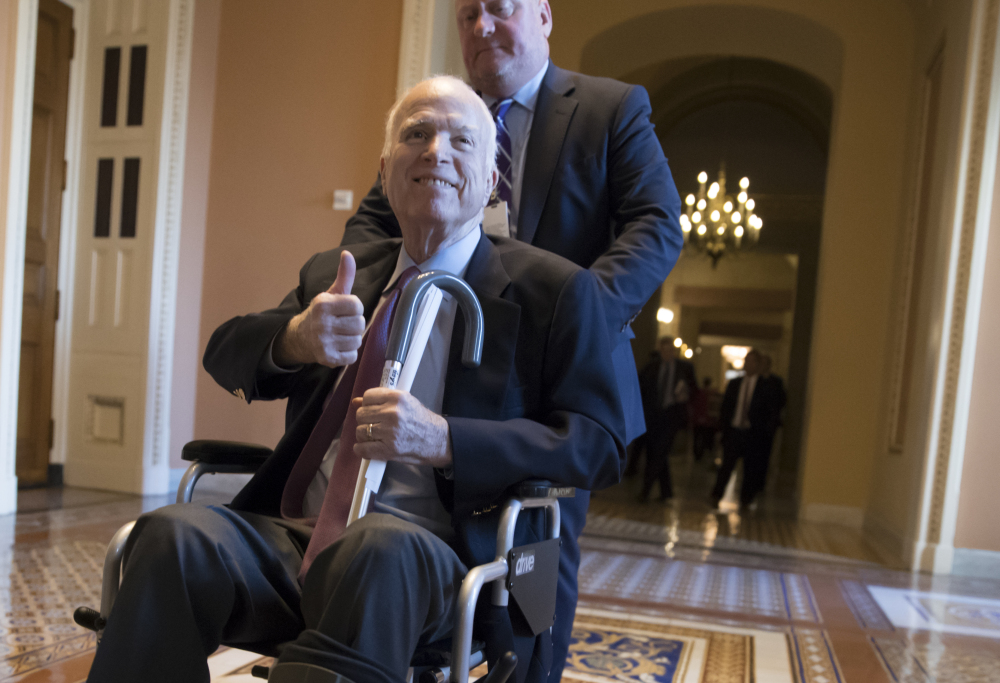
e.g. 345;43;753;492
514;550;535;576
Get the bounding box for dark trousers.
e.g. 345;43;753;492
710;429;770;506
640;407;683;500
86;505;465;683
547;490;588;682
692;425;716;461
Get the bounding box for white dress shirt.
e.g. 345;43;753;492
731;374;758;429
302;226;482;541
481;62;549;235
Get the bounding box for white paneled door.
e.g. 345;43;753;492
63;0;191;494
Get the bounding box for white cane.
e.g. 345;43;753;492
346;271;484;526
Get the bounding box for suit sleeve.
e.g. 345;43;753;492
446;269;627;517
340;174;402;245
591;85;684;332
203;254;320;403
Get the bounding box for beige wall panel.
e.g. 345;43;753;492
955;141;1000;553
192;0;402;448
865;0;977;558
169;0;219;469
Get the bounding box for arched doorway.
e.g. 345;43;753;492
620;55;832;516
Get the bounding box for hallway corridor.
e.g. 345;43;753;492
5;480;1000;682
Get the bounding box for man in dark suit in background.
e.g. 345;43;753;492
86;76;625;683
759;354;787;465
710;350;782;509
638;337;696;501
341;1;683;677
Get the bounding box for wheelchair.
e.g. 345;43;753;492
75;439;574;683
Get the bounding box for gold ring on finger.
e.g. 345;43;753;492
367;423;374;441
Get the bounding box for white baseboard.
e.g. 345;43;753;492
0;473;16;515
801;503;865;528
951;548;1000;578
913;541;955;574
169;467;252;500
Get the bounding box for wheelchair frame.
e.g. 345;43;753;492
77;443;571;683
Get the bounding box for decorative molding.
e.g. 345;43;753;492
0;0;40;514
918;0;1000;571
885;45;944;454
396;0;436;97
142;0;194;491
51;0;91;470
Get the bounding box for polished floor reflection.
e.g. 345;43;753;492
4;481;1000;682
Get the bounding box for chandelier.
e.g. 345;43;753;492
679;164;762;267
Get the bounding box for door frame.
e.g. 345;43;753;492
0;0;195;513
0;0;41;514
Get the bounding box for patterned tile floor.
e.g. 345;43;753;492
4;478;1000;682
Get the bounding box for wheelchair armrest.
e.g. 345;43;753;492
177;441;273;504
181;440;273;467
514;479;575;500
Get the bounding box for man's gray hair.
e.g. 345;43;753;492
382;75;497;174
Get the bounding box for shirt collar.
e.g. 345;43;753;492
384;226;482;295
481;61;549;113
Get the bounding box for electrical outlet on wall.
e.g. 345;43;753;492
333;189;354;211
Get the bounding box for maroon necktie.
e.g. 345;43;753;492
281;266;420;582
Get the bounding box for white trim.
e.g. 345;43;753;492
396;0;436;97
141;0;194;494
0;0;39;515
952;547;1000;578
51;0;91;469
800;503;864;528
915;0;1000;574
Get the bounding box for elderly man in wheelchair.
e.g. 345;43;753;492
78;75;625;683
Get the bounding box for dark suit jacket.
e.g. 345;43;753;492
638;357;696;427
203;234;626;682
341;62;684;442
719;374;781;440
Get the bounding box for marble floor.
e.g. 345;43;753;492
4;471;1000;682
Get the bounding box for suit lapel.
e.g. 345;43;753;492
442;235;519;419
518;63;577;246
351;244;402;317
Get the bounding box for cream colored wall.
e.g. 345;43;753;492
548;0;917;521
865;0;976;558
954;141;1000;553
190;0;402;448
169;0;220;469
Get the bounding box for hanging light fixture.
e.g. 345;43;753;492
679;163;762;267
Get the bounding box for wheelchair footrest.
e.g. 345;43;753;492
478;651;517;683
73;606;106;632
264;662;356;683
410;637;485;668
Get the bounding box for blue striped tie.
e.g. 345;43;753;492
492;99;515;204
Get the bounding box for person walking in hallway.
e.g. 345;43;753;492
710;350;782;509
639;337;695;502
691;376;721;462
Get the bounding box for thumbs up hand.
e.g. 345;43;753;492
274;251;366;368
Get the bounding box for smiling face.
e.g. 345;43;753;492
380;78;498;261
455;0;552;98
